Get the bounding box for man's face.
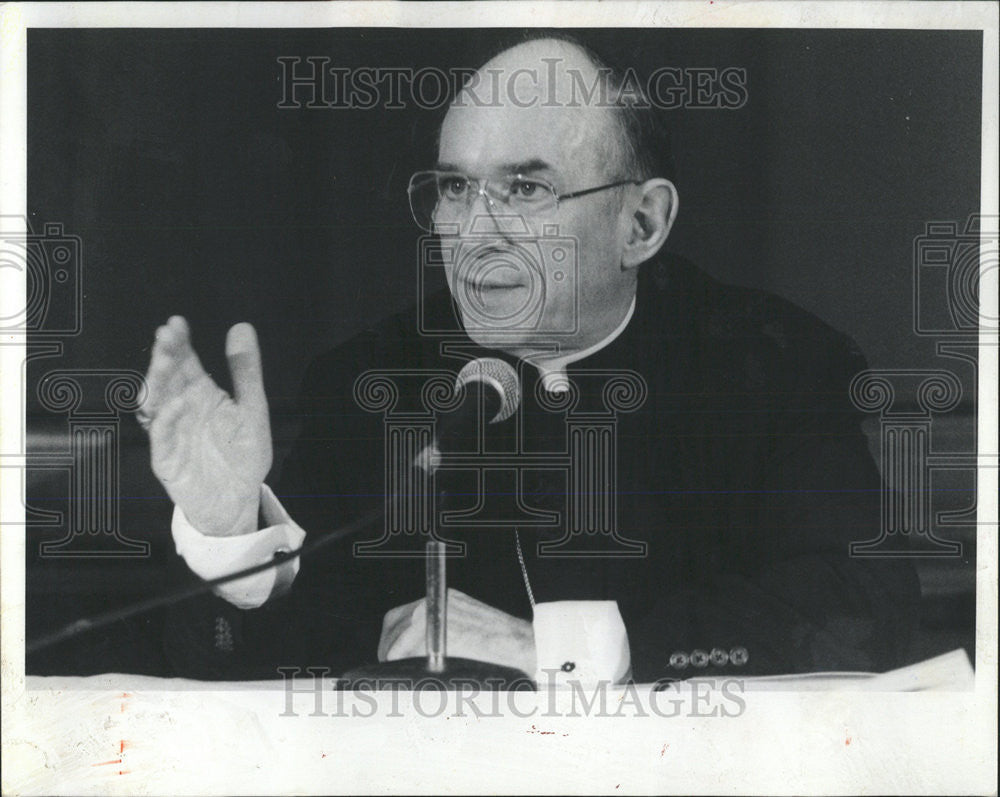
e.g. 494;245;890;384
435;48;634;357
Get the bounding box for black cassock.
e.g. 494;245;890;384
164;255;920;681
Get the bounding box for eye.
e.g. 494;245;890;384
508;177;548;202
438;175;469;201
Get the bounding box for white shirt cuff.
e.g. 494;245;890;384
171;484;306;610
532;601;631;686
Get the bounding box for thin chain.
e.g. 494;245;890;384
514;529;536;608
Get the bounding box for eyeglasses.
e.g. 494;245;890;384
407;170;642;232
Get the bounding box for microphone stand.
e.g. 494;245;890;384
337;541;534;690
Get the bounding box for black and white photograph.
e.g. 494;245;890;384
2;2;996;794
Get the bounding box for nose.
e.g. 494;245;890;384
460;185;501;232
464;185;531;238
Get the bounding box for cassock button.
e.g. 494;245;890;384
669;651;689;670
710;647;729;666
690;649;709;668
729;647;749;666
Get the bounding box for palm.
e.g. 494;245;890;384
144;317;272;536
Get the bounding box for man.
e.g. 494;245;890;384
145;36;919;681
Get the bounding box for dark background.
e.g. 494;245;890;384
25;28;981;675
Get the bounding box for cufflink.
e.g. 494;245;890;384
270;545;297;599
272;545;292;562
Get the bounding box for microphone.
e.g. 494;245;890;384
416;357;521;473
337;358;532;689
454;357;521;424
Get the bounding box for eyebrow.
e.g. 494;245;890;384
497;158;555;175
433;158;556;175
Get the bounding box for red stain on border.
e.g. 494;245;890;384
845;737;851;746
94;739;131;772
661;743;669;757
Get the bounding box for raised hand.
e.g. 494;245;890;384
141;316;272;537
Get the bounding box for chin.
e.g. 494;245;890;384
460;322;531;354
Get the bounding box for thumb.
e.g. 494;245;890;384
225;322;265;405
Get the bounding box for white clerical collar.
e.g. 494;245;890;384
525;295;637;393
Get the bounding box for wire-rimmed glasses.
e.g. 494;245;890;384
407;171;641;232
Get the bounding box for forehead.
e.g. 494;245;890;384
438;85;616;181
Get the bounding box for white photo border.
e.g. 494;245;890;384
2;2;997;794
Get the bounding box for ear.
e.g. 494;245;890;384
620;179;679;271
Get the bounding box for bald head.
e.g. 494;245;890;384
430;35;678;358
445;38;632;183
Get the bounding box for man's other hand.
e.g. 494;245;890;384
143;316;272;537
378;588;536;676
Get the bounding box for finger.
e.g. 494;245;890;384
143;323;183;407
144;317;208;413
226;322;266;407
379;615;415;662
385;616;426;661
385;632;423;661
379;611;401;661
378;599;421;661
383;597;420;628
162;316;212;384
383;601;426;661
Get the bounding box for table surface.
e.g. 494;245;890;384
21;647;975;692
5;650;984;796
